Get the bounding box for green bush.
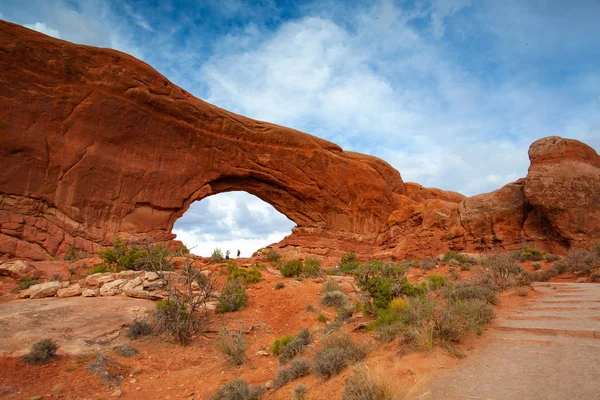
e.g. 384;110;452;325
340;252;360;272
213;379;266;400
216;278;248;313
230;268;262;284
423;274;451;291
127;320;152;340
64;245;82;261
545;253;560;262
211;248;224;263
280;259;304;277
279;328;313;363
481;254;528;290
15;277;40;292
21;339;58;365
293;384;308;400
270;334;294;355
321;290;349;308
273;359;311;389
420;258;437;270
441;251;477;268
274;281;285;290
265;248;281;262
312;333;367;379
226;260;239;274
303;257;322;277
532;263;542;270
343;366;395;400
217;328;249;366
87;264;112;275
98;239;173;272
511;247;545;262
446;283;498;305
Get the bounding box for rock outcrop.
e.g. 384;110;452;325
0;21;599;261
0;260;39;279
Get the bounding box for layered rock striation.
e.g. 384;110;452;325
1;21;598;260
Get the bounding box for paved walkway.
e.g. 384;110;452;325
417;283;600;400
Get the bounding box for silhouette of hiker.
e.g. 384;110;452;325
237;249;241;257
225;249;230;260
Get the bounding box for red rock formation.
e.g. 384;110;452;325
0;21;598;261
0;21;404;259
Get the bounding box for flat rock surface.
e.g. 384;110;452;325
418;283;600;399
0;296;154;356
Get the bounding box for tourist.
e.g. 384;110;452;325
225;249;230;260
237;249;241;257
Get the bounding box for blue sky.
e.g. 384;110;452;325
3;0;599;256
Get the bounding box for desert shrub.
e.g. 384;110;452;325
420;258;437;270
98;239;173;272
354;260;424;313
280;259;304;277
511;247;545;262
317;313;328;323
374;324;404;343
528;268;559;282
340;252;360;272
15;277;40;292
21;339;58;365
153;258;216;344
481;255;528;290
515;287;529;297
270;334;294;355
216;278;249;313
293;384;308;400
446;283;498;305
437;298;495;340
312;333;367;379
265;248;281;262
532;263;542;270
279;328;313;363
64;245;81;261
545;253;560;262
213;378;267;400
273;359;311;388
441;251;477;268
306;304;317;312
274;282;285;290
217;328;249;366
127;319;152;340
211;248;224;263
321;290;349;308
85;353;124;384
252;261;267;269
323;279;343;293
226;260;239;274
590;270;600;283
87;264;112;275
342;365;396;400
113;345;139;358
552;250;600;274
423;274;451;291
230;268;262;284
303;257;322;277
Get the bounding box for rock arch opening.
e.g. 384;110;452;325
172;191;296;257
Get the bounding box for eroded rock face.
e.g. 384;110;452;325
0;22;599;261
0;20;405;260
0;260;39;279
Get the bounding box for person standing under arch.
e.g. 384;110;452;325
226;250;230;260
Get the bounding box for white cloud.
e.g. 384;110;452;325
24;21;60;38
123;3;153;32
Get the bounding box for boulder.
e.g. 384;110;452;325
0;260;39;279
57;283;82;298
82;288;99;297
83;273;115;287
99;279;127;296
19;281;61;299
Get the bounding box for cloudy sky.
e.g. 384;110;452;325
3;0;599;256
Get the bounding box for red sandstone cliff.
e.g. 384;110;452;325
0;21;598;260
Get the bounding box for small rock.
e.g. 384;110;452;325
256;350;269;356
82;288;99;297
575;277;587;283
19;281;61;299
265;380;273;390
57;283;82;298
111;389;122;397
129;379;138;384
28;396;42;400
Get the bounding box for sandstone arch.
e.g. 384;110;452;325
0;21;405;259
1;21;599;261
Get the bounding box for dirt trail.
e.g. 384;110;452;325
417;283;600;400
